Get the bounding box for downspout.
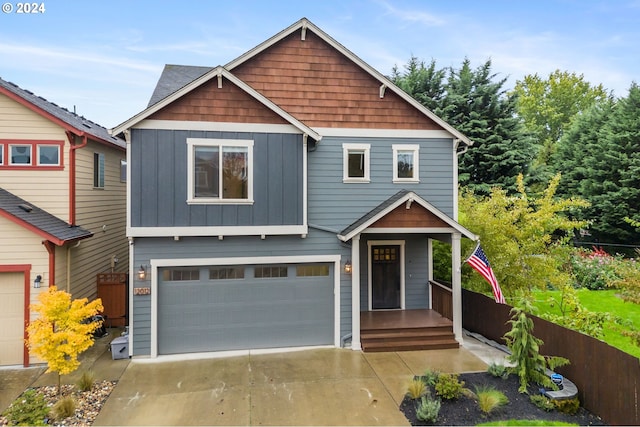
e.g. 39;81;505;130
66;132;88;225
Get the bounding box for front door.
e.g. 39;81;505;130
371;245;401;309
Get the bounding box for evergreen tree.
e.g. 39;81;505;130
391;56;445;112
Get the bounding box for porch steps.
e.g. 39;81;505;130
360;309;459;352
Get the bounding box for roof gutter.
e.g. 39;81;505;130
67;131;88;225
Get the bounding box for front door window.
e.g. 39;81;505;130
371;245;401;309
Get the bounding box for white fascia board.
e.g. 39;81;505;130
134;120;304;134
314;128;455;139
224;18;471;147
127;225;308;238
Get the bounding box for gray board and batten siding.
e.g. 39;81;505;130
130;129;304;228
307;136;456;232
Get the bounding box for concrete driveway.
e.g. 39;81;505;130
93;344;493;426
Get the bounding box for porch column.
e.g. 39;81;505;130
427;238;433;309
451;232;463;343
351;234;361;350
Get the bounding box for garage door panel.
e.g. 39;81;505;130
158;263;334;355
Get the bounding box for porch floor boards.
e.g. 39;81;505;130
360;309;459;352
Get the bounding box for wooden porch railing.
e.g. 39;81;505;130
430;280;453;320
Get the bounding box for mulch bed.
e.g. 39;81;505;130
400;372;606;426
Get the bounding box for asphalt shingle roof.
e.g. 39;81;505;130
0;188;93;244
148;64;213;107
340;190;411;237
0;77;125;149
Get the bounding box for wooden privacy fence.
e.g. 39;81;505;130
430;280;453;320
463;289;640;426
97;273;128;327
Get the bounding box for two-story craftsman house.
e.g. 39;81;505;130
0;78;128;366
112;18;478;359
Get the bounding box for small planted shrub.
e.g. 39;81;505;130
434;373;465;400
529;394;556;412
475;385;509;414
487;362;509;379
406;377;427;399
422;368;440;386
1;389;50;426
415;394;441;423
554;397;580;415
51;396;76;420
76;369;96;392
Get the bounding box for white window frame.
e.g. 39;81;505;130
342;143;370;183
37;144;60;166
187;138;254;205
9;144;32;166
392;144;420;183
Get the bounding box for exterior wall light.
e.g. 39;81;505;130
34;274;42;288
138;265;146;280
344;260;352;274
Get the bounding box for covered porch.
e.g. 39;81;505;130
337;191;477;352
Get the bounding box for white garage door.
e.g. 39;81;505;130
0;272;25;366
158;263;334;355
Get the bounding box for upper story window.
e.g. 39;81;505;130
187;138;253;204
392;144;420;183
94;152;105;188
343;143;370;183
0;140;63;169
120;159;127;182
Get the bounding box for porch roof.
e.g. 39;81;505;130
337;190;478;242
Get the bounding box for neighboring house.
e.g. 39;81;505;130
112;18;478;359
0;78;128;367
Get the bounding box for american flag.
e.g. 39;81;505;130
466;244;505;304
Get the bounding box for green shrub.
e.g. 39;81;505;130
487;362;509;379
553;397;580;415
51;396;76;420
434;373;465;400
529;394;555;412
415;394;441;423
475;385;509;414
422;368;440;386
570;248;619;290
76;370;95;392
406;377;427;399
1;389;50;426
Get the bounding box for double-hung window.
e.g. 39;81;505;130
392;144;420;183
187;138;253;204
342;143;370;183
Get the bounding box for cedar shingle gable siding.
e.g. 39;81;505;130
232;30;440;130
370;203;450;229
148;77;289;124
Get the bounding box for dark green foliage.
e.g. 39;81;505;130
529;394;556;412
1;389;50;426
415;393;441;423
553;398;580;415
504;298;570;393
422;368;440;386
487;362;509;379
391;57;445;112
434;373;465;400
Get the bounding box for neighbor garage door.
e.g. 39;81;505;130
158;262;334;355
0;272;25;366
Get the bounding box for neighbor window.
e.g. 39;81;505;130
38;145;60;166
392;144;419;183
10;144;31;165
0;144;3;165
120;159;127;182
343;143;370;183
254;265;288;278
94;152;105;188
187;138;253;203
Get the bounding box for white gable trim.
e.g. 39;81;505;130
225;18;472;147
314;128;455;139
111;67;320;141
338;191;478;242
133;119;304;134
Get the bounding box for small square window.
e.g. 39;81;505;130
38;145;60;166
10;145;31;165
392;144;420;183
343;143;370;183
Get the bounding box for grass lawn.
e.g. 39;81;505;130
531;288;640;358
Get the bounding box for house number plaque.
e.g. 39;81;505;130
134;287;151;296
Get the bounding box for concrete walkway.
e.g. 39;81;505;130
2;330;509;426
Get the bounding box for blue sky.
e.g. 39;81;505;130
0;0;637;128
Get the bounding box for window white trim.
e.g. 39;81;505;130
187;138;254;204
9;144;32;166
36;144;60;166
342;143;370;183
392;144;420;183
